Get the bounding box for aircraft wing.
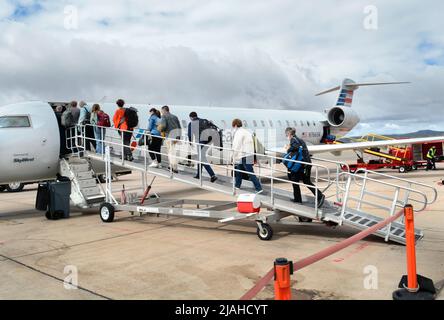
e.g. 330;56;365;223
308;136;444;154
267;136;444;155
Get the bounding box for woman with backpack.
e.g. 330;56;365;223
146;108;163;168
91;104;111;154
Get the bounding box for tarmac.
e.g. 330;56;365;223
0;153;443;300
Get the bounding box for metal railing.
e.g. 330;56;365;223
337;168;437;241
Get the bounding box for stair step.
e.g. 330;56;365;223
81;186;103;197
86;195;105;203
70;163;90;172
76;172;93;180
77;179;98;188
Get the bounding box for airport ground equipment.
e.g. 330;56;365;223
335;134;444;173
58;157;106;209
68;124;437;244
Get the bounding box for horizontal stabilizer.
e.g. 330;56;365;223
315;80;410;96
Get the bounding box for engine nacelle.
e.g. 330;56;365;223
325;106;360;134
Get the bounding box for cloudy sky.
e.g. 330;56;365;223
1;0;443;135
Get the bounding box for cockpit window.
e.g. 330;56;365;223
0;116;31;128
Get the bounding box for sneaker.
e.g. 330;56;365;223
210;176;218;183
149;161;159;168
256;189;264;195
317;194;325;208
194;175;200;179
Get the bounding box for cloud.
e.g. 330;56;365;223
0;0;443;134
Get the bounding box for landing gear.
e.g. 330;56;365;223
6;182;25;192
100;203;115;223
298;217;313;223
256;222;273;241
0;185;5;192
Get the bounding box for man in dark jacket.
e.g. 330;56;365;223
285;127;325;209
187;112;218;183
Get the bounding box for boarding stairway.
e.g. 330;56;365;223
59;157;106;209
68;125;437;244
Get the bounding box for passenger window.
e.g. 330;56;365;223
269;120;273;128
0;116;31;128
313;121;316;126
293;121;298;127
278;120;282;127
307;121;310;127
253;120;258;127
261;120;266;127
243;120;248;127
300;121;304;127
181;120;187;128
286;120;291;127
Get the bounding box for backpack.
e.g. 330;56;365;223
61;109;75;127
97;112;111;127
198;118;223;147
81;106;91;124
124;107;139;129
283;146;304;173
292;136;311;163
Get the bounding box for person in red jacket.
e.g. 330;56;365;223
113;99;133;161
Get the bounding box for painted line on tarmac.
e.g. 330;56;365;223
0;253;112;300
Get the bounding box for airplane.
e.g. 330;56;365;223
1;78;443;188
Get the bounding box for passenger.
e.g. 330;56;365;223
62;101;80;153
70;100;80;124
231;119;263;194
187;112;218;183
426;146;437;171
90;104;106;154
55;105;68;157
78;101;96;152
113;99;133;161
285;127;325;208
147;108;163;168
159;106;181;173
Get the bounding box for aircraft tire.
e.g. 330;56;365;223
6;182;25;192
0;185;6;192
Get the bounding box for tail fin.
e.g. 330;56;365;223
316;78;410;108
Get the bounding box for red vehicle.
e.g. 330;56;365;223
343;141;443;173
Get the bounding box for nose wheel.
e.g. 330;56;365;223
256;222;273;241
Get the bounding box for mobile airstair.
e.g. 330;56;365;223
59;156;106;209
66;124;437;245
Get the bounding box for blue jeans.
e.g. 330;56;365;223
94;127;106;154
235;157;262;191
197;145;215;177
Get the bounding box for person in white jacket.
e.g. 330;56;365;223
231;119;263;193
